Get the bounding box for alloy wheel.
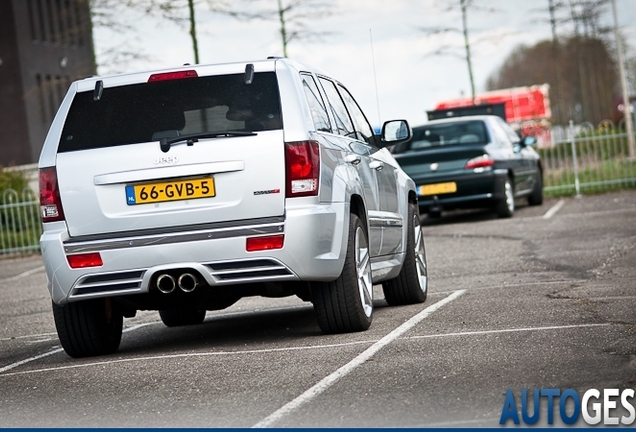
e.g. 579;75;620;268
355;225;373;318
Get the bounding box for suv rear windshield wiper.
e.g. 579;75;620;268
156;131;257;153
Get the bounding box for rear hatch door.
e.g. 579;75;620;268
55;64;286;238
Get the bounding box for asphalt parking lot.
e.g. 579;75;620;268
0;190;634;427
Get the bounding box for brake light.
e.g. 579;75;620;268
246;235;284;252
67;253;103;269
39;167;65;223
285;141;320;197
147;70;198;82
465;155;494;170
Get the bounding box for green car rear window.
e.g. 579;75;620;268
59;72;282;152
395;120;489;153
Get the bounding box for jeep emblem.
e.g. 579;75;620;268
154;156;179;165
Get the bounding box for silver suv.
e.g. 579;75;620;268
39;58;428;357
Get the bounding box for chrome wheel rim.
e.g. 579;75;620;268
413;214;428;294
355;226;373;318
505;180;514;213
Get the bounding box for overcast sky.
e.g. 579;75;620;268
94;0;636;127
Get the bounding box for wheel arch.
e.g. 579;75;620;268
349;193;368;236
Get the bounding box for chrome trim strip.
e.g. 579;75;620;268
64;221;284;253
93;161;245;185
368;217;403;227
65;216;285;243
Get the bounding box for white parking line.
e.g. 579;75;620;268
406;323;612;341
0;332;58;342
0;265;45;283
252;289;466;428
0;323;154;375
0;339;380;378
0;347;64;374
542;199;565;219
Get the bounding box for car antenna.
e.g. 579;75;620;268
369;29;381;126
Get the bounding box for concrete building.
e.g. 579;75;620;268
0;0;95;166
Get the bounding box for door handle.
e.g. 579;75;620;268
369;160;384;171
345;154;361;165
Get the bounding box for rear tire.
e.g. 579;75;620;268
496;177;515;218
52;298;123;358
383;204;428;305
159;307;206;327
313;213;373;334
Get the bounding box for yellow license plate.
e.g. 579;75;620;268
419;182;457;196
126;177;215;205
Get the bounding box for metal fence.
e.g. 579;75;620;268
1;123;636;256
540;121;636;196
0;188;42;256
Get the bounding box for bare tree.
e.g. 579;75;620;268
486;36;618;125
488;0;635;125
89;0;334;74
417;0;499;103
89;0;235;72
89;0;151;73
231;0;336;58
127;0;235;64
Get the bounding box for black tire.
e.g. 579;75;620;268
528;171;543;206
383;204;428;306
159;307;206;327
52;298;123;358
496;177;515;218
313;213;373;334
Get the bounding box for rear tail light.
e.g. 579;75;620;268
39;167;65;223
465;155;494;170
67;253;103;269
285;141;320;198
147;70;198;82
246;235;284;252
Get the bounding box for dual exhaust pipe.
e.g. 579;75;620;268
156;272;198;294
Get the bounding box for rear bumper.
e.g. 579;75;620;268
414;169;508;212
41;202;348;305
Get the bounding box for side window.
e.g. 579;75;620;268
337;84;375;145
318;77;355;138
301;74;331;133
497;117;522;143
490;119;513;149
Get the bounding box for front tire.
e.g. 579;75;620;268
313;213;373;334
52;298;123;358
383;203;428;305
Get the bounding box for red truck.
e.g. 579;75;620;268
430;84;552;146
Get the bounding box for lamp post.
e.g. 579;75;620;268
611;0;636;158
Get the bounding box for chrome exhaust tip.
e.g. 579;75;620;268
156;274;177;294
178;273;198;293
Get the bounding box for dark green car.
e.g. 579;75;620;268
392;115;543;218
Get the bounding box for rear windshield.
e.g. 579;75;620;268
393;120;489;154
59;72;282;152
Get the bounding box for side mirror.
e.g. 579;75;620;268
521;136;537;147
380;120;412;148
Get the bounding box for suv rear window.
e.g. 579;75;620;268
59;72;282;152
393;120;489;153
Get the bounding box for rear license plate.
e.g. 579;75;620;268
126;177;215;205
419;182;457;196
